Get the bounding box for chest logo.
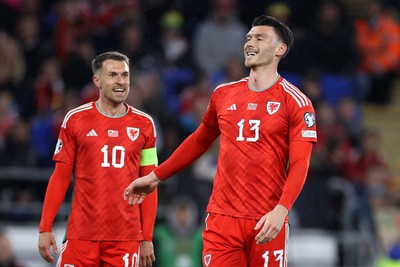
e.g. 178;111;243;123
127;127;140;141
266;101;281;115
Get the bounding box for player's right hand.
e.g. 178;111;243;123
124;171;160;205
38;232;58;263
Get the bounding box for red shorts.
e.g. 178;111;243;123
56;239;140;267
202;213;289;267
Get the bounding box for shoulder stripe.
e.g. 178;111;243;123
130;106;157;137
214;77;249;92
281;79;309;107
61;103;93;128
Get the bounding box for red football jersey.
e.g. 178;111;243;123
53;102;157;241
202;77;317;219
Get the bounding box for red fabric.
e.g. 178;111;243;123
202;77;316;219
57;239;140;266
154;123;220;180
47;102;157;241
39;161;73;232
203;213;289;267
139;166;158;240
278;141;313;210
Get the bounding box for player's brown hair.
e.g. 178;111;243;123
252;15;294;58
91;51;130;74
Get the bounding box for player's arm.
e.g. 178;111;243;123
124;123;220;204
255;141;313;244
278;140;313;210
155;122;220;180
138;165;157;266
38;161;73;262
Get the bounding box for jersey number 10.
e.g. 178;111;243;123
101;145;126;168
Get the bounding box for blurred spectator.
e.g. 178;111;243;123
314;101;351;153
337;97;363;146
0;0;19;34
209;55;247;89
160;10;193;69
193;0;247;76
0;91;18;150
0;227;25;267
192;141;219;221
14;14;51;82
53;0;92;63
299;72;324;107
62;37;96;92
33;57;64;115
344;129;390;185
117;20;161;73
0;31;25;92
154;196;203;267
0;119;35;167
303;0;358;74
354;0;400;105
179;75;211;134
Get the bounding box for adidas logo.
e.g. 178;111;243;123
86;129;98;136
227;104;237;110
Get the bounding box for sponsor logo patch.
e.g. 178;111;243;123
302;130;317;138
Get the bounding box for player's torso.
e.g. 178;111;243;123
57;103;154;240
206;78;301;218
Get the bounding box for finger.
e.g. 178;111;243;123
137;195;146;204
124;187;132;200
254;219;264;230
40;248;54;263
52;240;58;255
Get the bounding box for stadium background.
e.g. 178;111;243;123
0;0;399;266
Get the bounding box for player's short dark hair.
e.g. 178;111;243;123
91;51;130;74
252;15;294;58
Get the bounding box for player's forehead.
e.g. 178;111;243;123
102;59;129;73
246;25;276;38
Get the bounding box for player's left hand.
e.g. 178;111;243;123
254;204;288;244
139;240;155;267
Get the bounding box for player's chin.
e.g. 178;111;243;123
244;60;255;68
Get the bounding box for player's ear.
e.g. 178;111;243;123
93;74;100;87
276;43;287;57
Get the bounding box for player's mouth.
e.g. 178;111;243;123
113;88;126;95
245;51;258;58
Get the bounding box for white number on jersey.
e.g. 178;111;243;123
262;249;284;267
236;119;260;142
122;252;139;267
101;145;126;168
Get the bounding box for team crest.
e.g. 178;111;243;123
127;127;140;141
266;101;281;115
203;254;212;266
303;112;316;127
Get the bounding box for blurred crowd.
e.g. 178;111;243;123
0;0;400;266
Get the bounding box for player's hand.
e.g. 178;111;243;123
38;232;58;263
254;204;288;244
139;241;156;267
124;171;160;205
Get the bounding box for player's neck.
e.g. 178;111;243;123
248;68;280;92
96;100;127;117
